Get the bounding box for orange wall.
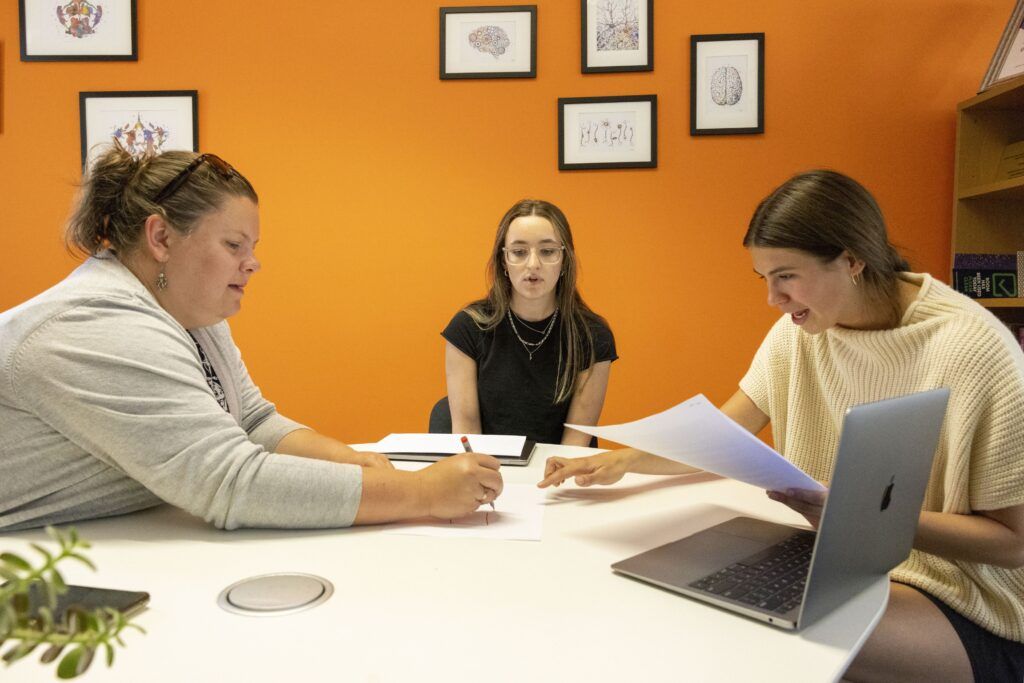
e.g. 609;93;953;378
0;1;1010;443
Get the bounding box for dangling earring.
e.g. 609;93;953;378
503;269;509;278
156;269;168;290
851;273;860;287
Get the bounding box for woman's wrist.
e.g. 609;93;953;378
618;448;643;471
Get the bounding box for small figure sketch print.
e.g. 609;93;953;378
594;0;639;52
579;113;636;149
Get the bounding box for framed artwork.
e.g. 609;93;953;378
981;0;1024;92
20;0;137;62
690;33;764;136
79;91;198;167
581;0;653;73
440;5;537;79
558;94;657;170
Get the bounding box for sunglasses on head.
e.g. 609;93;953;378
152;153;254;204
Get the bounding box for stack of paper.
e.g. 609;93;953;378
567;394;824;492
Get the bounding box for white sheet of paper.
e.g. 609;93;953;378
567;394;825;492
373;433;526;457
382;484;546;541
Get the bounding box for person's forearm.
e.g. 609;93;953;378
450;414;482;434
560;426;594;447
275;428;356;463
621;448;700;475
915;510;1024;568
352;468;428;524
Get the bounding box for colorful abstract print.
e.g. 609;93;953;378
57;0;103;39
112;115;170;159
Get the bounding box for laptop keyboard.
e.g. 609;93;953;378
688;530;815;615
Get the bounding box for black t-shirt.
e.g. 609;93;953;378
442;308;617;444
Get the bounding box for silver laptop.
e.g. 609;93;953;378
611;388;950;631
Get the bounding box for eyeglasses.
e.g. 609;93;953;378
152;153;254;204
502;245;565;266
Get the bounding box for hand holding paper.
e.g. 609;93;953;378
565;394;825;493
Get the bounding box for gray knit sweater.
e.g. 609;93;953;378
0;253;362;531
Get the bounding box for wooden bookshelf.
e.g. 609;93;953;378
978;297;1024;309
952;75;1024;310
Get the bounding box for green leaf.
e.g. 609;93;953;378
0;553;31;572
46;583;61;612
37;605;55;630
2;639;39;664
103;641;114;667
29;543;53;564
0;565;18;581
40;642;66;664
11;592;29;614
45;526;63;545
67;553;96;571
50;569;68;595
66;607;84;634
57;646;87;679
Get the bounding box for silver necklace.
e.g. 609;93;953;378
510;309;548;334
507;308;558;361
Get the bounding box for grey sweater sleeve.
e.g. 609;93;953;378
11;303;362;530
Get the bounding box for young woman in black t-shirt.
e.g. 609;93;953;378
442;199;616;445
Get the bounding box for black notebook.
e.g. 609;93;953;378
376;434;537;467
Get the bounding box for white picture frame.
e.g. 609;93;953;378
79;91;198;167
558;95;657;170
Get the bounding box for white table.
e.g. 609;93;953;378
1;444;887;682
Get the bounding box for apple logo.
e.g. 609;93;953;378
880;475;895;511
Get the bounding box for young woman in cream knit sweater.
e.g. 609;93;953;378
539;171;1024;682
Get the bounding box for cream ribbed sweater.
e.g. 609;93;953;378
739;272;1024;642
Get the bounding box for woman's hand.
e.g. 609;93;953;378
538;450;638;488
767;488;828;528
416;453;503;519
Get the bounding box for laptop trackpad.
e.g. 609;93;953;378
612;517;795;587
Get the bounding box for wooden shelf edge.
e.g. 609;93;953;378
958;175;1024;200
977;297;1024;308
959;74;1024;111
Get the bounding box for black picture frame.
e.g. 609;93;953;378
440;5;537;80
79;90;199;167
581;0;653;74
20;0;138;62
558;94;657;170
690;33;764;136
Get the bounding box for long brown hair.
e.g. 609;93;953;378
465;199;608;403
67;144;258;257
743;170;910;328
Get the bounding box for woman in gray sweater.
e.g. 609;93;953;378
0;146;502;531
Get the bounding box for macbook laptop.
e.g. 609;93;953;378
611;388;950;630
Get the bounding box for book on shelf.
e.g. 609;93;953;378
997;141;1024;180
952;253;1024;298
954;270;1018;298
